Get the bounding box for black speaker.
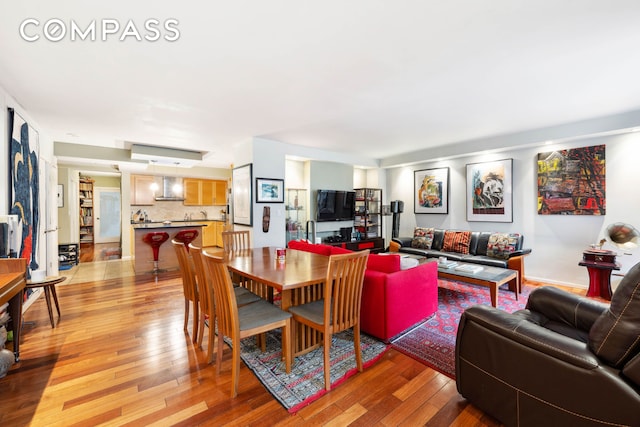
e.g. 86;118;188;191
390;200;404;213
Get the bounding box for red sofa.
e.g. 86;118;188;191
287;240;439;341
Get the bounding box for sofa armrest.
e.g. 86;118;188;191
526;286;608;332
361;261;438;341
509;248;531;257
392;237;413;247
458;305;599;369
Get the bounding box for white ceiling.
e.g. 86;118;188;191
2;1;640;168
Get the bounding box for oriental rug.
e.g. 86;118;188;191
238;328;388;413
390;279;532;379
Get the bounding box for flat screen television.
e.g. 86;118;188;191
316;190;356;222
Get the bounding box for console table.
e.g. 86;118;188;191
0;259;27;362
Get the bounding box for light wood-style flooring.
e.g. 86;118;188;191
3;257;588;426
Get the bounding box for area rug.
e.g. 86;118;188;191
390;279;532;379
239;329;388;413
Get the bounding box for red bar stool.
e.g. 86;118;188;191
142;232;170;274
174;229;199;252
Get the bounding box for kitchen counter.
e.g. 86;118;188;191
132;223;206;274
131;220;230;274
131;219;226;228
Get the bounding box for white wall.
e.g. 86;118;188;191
386;133;640;289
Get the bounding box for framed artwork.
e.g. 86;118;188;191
466;158;513;222
232;163;253;226
414;167;449;214
57;184;64;207
537;144;605;215
256;178;284;203
8;107;41;275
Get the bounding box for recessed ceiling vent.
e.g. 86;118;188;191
130;144;202;167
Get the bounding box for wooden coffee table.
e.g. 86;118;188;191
436;261;518;307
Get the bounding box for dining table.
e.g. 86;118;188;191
203;246;329;356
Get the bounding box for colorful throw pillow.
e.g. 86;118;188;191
411;227;434;249
442;231;471;254
486;233;520;259
366;253;401;274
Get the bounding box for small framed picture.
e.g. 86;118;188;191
256;178;284;203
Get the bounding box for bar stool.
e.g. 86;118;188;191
174;229;199;252
142;232;170;274
25;276;66;328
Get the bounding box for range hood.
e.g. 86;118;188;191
155;177;185;201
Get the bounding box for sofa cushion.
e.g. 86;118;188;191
330;246;353;255
287;240;332;256
442;231;471;254
411;227;434;249
589;262;640;368
486;233;520;259
367;253;401;274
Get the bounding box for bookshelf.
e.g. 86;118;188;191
79;177;94;243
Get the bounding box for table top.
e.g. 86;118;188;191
203;246;329;292
0;272;26;306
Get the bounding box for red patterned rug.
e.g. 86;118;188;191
390;279;532;379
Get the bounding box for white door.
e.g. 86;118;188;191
94;187;121;244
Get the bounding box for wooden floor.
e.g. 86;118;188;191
2;267;587;426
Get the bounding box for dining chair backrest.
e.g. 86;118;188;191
172;240;198;302
203;252;239;339
188;243;218;362
221;230;250;254
324;250;370;333
188;244;212;322
172;239;199;342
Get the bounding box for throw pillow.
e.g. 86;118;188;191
486;233;520;259
411;227;434;249
388;240;401;252
367;253;401;274
588;262;640;368
442;231;471;254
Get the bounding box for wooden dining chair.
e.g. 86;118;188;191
171;240;199;343
203;251;292;398
288;250;370;391
221;230;250;254
188;243;261;363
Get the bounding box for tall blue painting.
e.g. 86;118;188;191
8;108;39;277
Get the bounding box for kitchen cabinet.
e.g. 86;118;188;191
184;179;227;206
130;175;155;206
201;221;225;247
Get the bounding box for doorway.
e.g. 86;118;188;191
94;186;121;244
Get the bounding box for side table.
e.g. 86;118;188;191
578;259;620;300
25;276;66;328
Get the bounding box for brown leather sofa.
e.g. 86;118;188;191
455;262;640;426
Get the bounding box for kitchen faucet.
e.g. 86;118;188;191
200;210;207;219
